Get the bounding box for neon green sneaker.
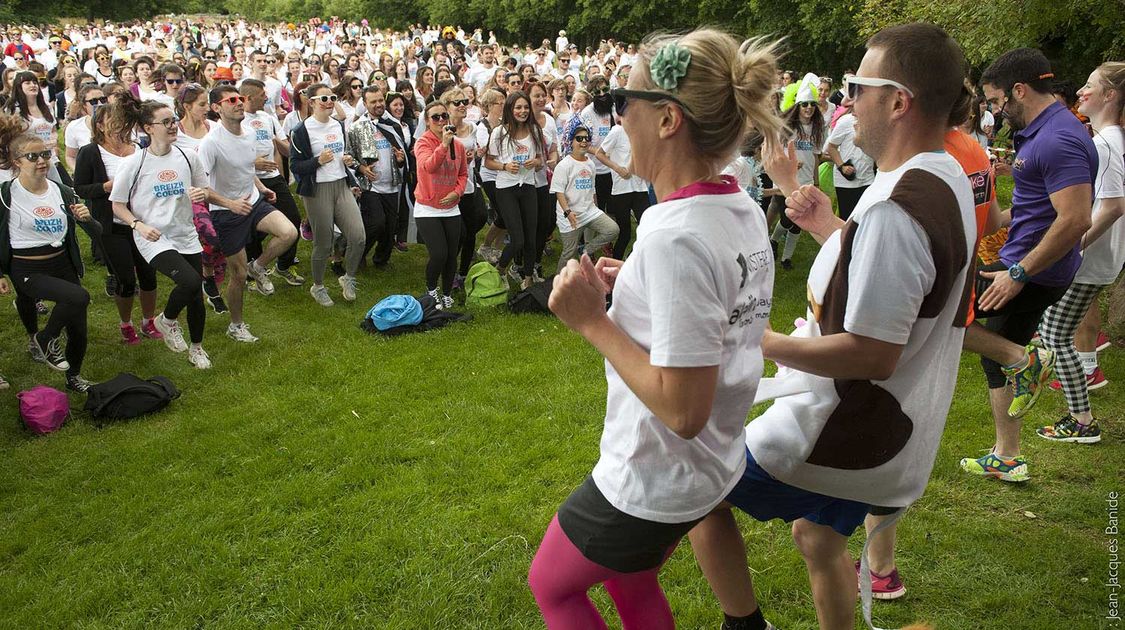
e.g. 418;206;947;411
959;452;1029;483
1002;345;1055;418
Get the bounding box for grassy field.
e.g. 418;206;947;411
0;178;1122;629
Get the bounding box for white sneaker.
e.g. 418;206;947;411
226;322;260;343
188;345;212;369
154;315;188;352
310;284;334;307
507;266;522;285
247;260;275;295
428;288;443;310
339;274;357;302
441;294;454;310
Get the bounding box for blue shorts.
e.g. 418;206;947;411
724;448;870;537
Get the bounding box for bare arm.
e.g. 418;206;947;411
1018;183;1092;276
763;330;904;381
1082;196;1125;250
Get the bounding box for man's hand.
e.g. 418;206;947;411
228;194;253;215
785;185;843;243
977;269;1025;312
254;156;279;171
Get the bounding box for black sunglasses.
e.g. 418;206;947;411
80;81;97;88
429;112;450;121
573;135;591;143
350;83;363;89
611;88;693;116
165;78;184;85
85;96;108;105
590;86;610;97
449;98;469;106
20;150;53;162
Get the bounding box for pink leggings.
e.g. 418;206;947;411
528;515;677;630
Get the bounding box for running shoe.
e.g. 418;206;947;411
310;284;334;307
104;275;118;298
780;259;793;270
187;345;212;369
1097;331;1112;352
1049;367;1109;391
36;300;48;314
959;452;1029;483
855;560;906;600
507;266;522;285
206;291;229;314
140;319;164;340
339;275;358;302
1037;415;1102;444
300;219;313;241
153;315;188;353
428;288;443;310
0;373;8;390
520;275;534;291
226;322;260;343
441;294;454;310
533;264;545;283
247;260;275;295
395;241;409;252
1003;345;1055;418
65;374;94;393
119;322;141;346
275;265;305;286
29;333;69;372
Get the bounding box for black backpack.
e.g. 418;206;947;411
83;373;181;420
508;277;555;315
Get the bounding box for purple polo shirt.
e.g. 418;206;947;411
1001;101;1097;286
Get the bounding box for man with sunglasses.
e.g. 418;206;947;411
696;24;977;630
958;49;1097;483
575;76;615;211
197;85;298;343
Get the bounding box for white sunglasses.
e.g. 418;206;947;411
845;75;915;99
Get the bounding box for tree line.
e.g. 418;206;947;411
4;0;1122;84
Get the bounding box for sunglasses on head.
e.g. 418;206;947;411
85;96;107;105
217;95;245;105
429;112;450;121
310;94;337;103
20;150;53;162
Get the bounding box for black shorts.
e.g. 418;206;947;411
557;476;701;573
209;197;277;256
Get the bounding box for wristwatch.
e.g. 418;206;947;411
562;209;572;218
1008;263;1029;283
131;219;140;230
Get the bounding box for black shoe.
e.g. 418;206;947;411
780;258;793;270
104;275;118;298
30;332;69;372
331;261;346;276
66;374;94;393
770;240;779;259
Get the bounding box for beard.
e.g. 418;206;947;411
593;94;612;116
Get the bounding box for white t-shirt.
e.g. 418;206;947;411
533;113;556;188
793;122;820;187
488;127;539;189
578;105;613;175
353;116;400;195
825;114;875;189
304;116;348;183
476;122;497;183
109;147;208;261
745;151;976;508
549;154;599;232
1074;125;1125;285
27;116;56;163
242;110;284;179
592;177;774;523
173;122;210;154
454;126;477;194
7;179;67;249
64;116;93;152
599;125;648;194
137;85;174;107
197;122;262;212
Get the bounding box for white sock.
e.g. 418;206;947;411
1079;351;1098;375
771;223;787;243
783;230;800;260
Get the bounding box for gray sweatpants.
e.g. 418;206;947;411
557;211;620;273
302;178;365;285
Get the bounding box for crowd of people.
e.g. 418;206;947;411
0;16;1121;630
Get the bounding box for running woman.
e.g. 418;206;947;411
528;28;783;630
109;100;213;369
1;132;100;391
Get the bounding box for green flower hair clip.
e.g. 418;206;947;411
650;43;692;91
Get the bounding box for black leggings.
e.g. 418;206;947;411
248;175;302;270
102;225;157;298
358;190;391;262
416;216;462;294
150;251;205;344
535;185;555;267
835;185;868;222
495;183;537;276
481;180;499;225
608;191;651;259
594;172;612;211
458;188;486;276
11;254;89;377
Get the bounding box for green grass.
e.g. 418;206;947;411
0;178;1122;629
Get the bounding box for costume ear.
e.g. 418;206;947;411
805;381;913;470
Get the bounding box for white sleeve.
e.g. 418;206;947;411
187;151;209;188
843;201;935;345
1095;136;1125;199
475;123;489;148
640;228;726;367
196;137;217;176
826;115;850;147
549;159;569;194
487;127;503;159
600;126;620;153
63;123;79;150
108;154;139;204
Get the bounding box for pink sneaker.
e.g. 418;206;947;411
856;561;906;600
119;322;140;345
1097;331;1112;352
1049;367;1108;391
140;319;164;340
300;220;314;241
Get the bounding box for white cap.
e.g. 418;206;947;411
795;72;819;103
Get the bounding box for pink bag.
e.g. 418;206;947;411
17;386;70;434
